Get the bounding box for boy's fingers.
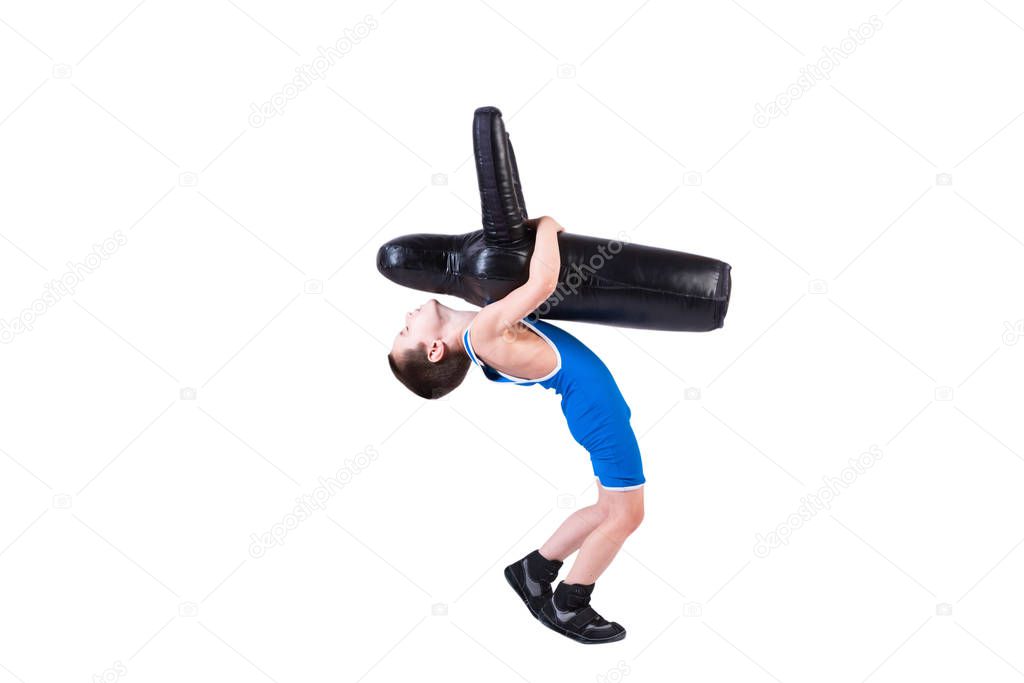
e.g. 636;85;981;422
473;106;528;246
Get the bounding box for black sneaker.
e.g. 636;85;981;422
504;552;561;619
539;583;626;644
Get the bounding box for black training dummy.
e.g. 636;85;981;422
376;107;731;331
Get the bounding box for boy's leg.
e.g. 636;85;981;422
504;486;614;619
537;484;643;643
564;485;644;584
538;489;609;561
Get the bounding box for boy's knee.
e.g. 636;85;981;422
625;505;644;532
608;504;644;535
582;503;609;524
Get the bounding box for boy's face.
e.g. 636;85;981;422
391;298;444;357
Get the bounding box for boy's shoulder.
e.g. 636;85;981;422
467;317;561;373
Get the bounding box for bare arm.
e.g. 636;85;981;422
473;216;563;343
523;216;563;288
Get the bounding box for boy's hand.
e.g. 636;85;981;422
528;216;565;234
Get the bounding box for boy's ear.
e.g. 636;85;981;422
427;339;445;363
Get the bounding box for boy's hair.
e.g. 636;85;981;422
388;343;470;400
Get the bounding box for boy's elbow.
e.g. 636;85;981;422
531;273;559;299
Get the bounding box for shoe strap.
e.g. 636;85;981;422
537;564;559;583
570;605;603;628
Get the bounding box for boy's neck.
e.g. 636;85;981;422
443;308;478;353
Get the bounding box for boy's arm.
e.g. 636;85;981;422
473;216;563;342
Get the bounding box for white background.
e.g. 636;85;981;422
2;1;1023;681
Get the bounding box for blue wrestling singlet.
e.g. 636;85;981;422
462;318;645;490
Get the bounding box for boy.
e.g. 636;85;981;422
387;216;645;644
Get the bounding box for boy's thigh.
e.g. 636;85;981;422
588;424;645;491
